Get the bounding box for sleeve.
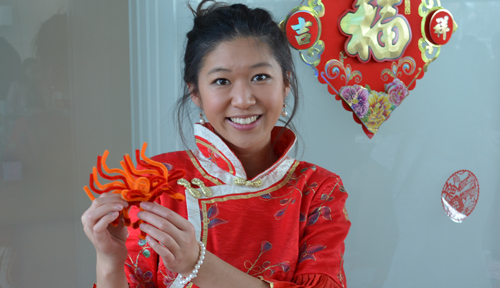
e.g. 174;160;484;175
260;273;343;288
261;175;351;288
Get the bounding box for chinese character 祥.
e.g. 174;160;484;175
434;16;450;41
340;0;411;61
292;17;313;46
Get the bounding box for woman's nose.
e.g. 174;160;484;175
230;80;256;109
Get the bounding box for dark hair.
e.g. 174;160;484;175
175;0;300;148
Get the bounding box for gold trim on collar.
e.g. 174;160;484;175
187;150;224;186
195;139;235;175
200;160;300;245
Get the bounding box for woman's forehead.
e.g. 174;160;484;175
201;37;280;73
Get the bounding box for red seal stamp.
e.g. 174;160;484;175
441;170;479;223
283;8;321;51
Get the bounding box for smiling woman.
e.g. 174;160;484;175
192;38;289;178
81;1;351;288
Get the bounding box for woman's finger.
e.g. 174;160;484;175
93;211;120;234
139;222;181;255
137;210;177;233
146;235;175;263
86;203;124;227
93;193;129;208
140;202;191;231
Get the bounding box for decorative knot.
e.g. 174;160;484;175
234;177;262;188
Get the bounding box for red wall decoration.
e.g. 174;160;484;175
281;0;457;138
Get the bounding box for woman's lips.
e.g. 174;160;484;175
226;115;262;131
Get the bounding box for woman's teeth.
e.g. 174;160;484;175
230;116;258;125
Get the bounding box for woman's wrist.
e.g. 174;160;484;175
96;254;126;277
179;241;206;285
96;258;128;288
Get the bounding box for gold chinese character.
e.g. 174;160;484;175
295;33;312;46
291;17;312;34
434;16;450;40
340;0;411;61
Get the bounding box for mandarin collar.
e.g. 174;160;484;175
193;123;296;181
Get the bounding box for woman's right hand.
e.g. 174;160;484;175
81;192;130;270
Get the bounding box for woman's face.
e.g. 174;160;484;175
192;37;290;152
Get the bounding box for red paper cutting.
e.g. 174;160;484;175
441;170;479;223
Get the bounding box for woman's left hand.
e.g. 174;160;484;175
137;201;200;276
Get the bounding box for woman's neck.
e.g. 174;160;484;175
226;140;278;179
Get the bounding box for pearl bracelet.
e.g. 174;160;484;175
179;241;206;285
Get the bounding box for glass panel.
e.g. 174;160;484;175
0;0;130;287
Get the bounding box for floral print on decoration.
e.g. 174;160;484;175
244;241;291;277
365;91;392;131
339;85;369;118
337;77;410;134
386;78;409;106
298;242;326;263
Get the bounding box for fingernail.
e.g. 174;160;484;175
140;202;152;209
115;205;123;210
139;223;145;230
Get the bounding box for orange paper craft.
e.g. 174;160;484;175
84;143;185;239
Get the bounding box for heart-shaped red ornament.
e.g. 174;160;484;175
281;0;457;138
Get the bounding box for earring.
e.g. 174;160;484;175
199;111;206;124
281;103;288;117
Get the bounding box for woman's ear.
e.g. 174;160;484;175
284;71;291;99
188;83;201;108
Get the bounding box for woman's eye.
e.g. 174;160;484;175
214;79;230;85
252;74;270;82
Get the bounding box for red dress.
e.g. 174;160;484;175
122;124;351;288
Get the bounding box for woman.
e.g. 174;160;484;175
82;1;351;287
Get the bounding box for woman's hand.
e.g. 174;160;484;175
137;201;200;276
81;193;130;270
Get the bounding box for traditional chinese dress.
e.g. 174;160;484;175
123;123;351;288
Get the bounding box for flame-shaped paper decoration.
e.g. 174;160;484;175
281;0;457;138
84;143;185;239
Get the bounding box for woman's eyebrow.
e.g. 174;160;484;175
207;62;272;75
207;67;231;75
250;62;272;69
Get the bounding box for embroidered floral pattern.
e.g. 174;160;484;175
244;241;291;277
206;203;228;229
160;269;177;288
129;267;155;288
261;165;316;220
125;243;155;287
337;254;345;288
298;242;326;263
306;180;339;227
